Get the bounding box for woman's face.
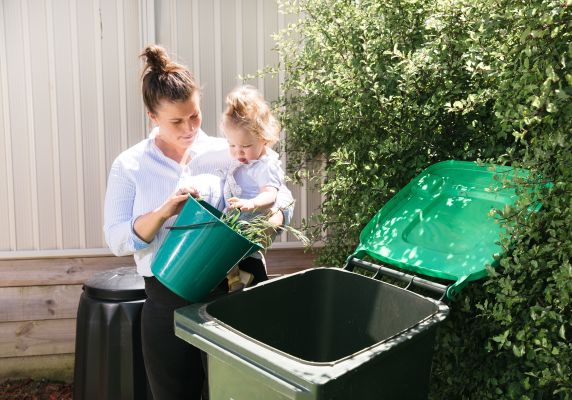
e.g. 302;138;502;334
148;91;202;153
224;123;267;164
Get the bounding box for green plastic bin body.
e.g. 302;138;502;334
175;268;449;399
151;196;262;302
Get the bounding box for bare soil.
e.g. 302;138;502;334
0;379;72;400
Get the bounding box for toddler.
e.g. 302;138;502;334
221;85;285;292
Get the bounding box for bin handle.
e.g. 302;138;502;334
344;257;450;300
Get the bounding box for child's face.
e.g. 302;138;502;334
225;124;267;164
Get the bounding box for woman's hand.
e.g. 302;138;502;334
158;186;199;220
133;186;198;243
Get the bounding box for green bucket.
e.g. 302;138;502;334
151;196;263;302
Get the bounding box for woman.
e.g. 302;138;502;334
103;44;293;400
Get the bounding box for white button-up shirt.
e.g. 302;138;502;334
103;129;292;276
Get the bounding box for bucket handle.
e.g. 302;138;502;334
166;221;217;230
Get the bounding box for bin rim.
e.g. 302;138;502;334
175;267;449;383
83;266;146;301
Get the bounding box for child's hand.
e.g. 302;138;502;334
228;197;256;211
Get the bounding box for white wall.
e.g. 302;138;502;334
0;0;315;258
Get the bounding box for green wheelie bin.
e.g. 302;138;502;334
175;266;448;399
173;160;531;399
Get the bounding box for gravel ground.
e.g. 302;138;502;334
0;379;72;400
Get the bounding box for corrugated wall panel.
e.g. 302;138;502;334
263;1;279;102
124;0;145;148
28;0;58;250
213;0;223;131
0;0;317;257
45;0;64;250
0;0;147;256
220;1;239;113
241;0;258;87
77;1;103;248
154;1;171;60
5;1;36;250
53;0;81;249
198;0;217;137
127;0;146;148
22;1;41;250
101;0;125;176
0;2;14;251
173;0;193;81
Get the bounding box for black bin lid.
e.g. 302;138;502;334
84;266;146;301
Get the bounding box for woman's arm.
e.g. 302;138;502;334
104;160;197;255
104;161;150;256
133;188;198;242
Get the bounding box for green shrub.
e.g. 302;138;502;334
274;0;571;398
276;0;508;264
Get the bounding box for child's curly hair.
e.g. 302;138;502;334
222;85;280;145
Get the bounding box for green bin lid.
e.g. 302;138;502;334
351;160;530;298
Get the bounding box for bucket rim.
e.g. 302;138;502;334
174;196;264;252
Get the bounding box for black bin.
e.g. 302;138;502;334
73;266;152;400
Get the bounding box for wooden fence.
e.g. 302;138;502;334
0;249;315;382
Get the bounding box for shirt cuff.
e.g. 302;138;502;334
131;217;154;251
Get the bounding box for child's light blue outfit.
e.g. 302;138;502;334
223;150;285;215
223;149;285;270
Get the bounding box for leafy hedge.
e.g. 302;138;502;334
273;0;571;398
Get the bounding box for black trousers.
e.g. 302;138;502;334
141;257;268;400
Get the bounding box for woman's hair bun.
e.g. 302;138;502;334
141;44;170;74
139;44;199;114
